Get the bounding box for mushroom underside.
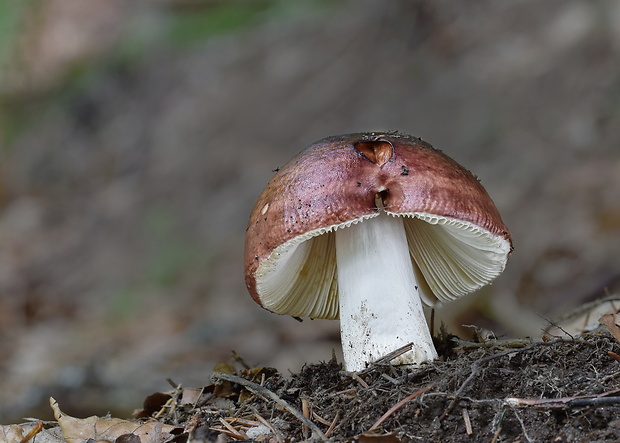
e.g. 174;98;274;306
255;212;511;320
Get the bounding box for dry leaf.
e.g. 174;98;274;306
599;311;620;343
180;387;203;406
134;392;172;419
0;422;64;443
50;397;180;443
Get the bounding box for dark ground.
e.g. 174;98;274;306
135;328;620;441
9;327;620;441
1;0;620;434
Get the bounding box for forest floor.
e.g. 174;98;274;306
5;326;620;442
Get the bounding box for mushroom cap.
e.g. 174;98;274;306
244;132;513;319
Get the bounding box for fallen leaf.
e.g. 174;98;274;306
116;433;142;443
50;397;180;443
133;392;172;419
180;387;204;406
599;311;620;343
0;422;63;443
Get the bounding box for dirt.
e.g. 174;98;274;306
138;328;620;442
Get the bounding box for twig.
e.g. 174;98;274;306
154;396;175;419
312;411;332;426
359;343;414;373
608;350;620;362
490;425;502;443
381;373;401;385
325;411;340;438
301;397;310;439
565;397;620;407
506;388;620;409
462;409;472;435
507;404;533;443
210;427;247;440
19;421;43;443
537;311;575;340
490;408;505;443
227;417;262;427
253;410;284;443
219;417;248;440
331;387;357;396
601;371;620;383
212;372;327;440
232;350;251;369
368;385;433;432
192;386;206;409
341;371;370;388
545;292;620;338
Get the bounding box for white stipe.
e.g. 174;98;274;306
335;211;437;372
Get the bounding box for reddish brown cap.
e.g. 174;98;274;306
244;132;512;319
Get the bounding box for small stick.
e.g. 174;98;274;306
341;371;370;388
213;372;327;440
232;350;251;369
332;387;358;396
565;397;620;407
490;425;502;443
19;421;43;443
312;411;332;426
227;417;262;427
254;411;284;443
301;397;310;439
506;388;620;409
368;385;433;432
361;343;414;372
608;351;620;362
154;397;175;419
210;426;246;440
507;404;534;443
462;409;472;435
219;417;248;440
489;408;505;443
325;411;340;438
381;373;401;385
192;386;206;409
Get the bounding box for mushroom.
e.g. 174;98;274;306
244;132;512;372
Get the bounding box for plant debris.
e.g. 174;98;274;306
10;328;620;442
127;328;620;442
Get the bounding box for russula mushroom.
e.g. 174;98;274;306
244;132;512;372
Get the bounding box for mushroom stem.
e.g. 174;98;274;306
335;210;438;372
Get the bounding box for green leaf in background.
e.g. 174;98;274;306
166;0;338;47
167;1;271;46
0;0;25;72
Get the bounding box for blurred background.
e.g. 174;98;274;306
1;0;619;424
